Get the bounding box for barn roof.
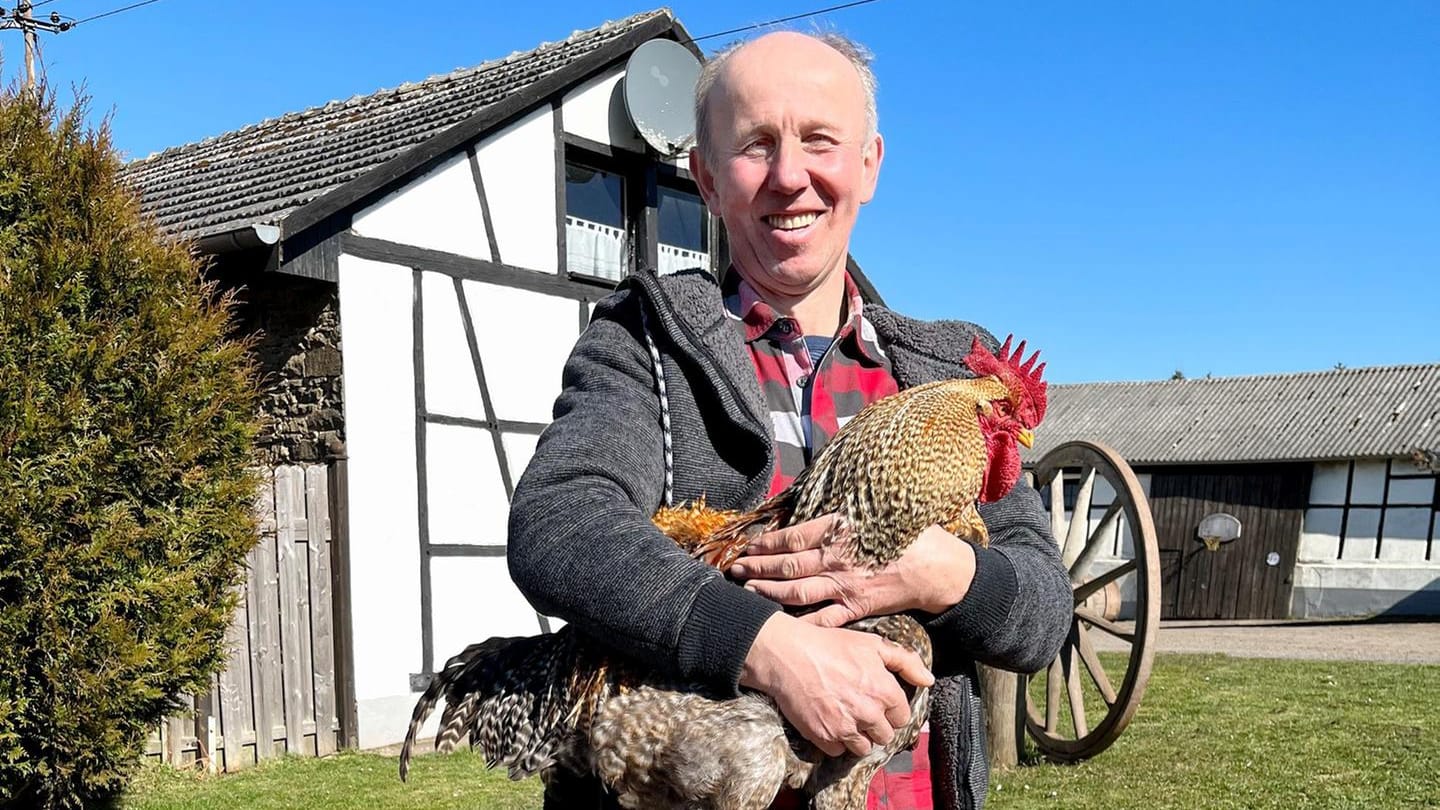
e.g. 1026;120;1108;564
1024;363;1440;466
120;9;683;243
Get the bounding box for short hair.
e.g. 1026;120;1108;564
692;31;878;162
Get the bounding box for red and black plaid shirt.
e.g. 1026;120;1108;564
724;270;933;810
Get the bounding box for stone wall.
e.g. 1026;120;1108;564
219;267;346;464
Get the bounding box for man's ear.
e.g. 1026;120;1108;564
860;132;884;204
689;146;717;206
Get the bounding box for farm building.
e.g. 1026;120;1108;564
1026;364;1440;622
121;8;813;765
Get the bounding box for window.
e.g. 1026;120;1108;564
565;163;627;281
562;144;714;282
657;185;710;276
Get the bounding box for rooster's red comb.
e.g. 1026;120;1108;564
964;334;1048;423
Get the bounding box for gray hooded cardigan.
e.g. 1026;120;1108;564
507;268;1072;809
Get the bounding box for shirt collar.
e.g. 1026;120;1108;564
722;269;887;365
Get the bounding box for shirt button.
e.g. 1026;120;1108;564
778;321;793;335
797;375;810;388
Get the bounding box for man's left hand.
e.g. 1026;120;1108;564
729;515;978;627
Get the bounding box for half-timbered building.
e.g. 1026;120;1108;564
123;8;757;758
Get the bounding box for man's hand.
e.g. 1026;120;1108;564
740;612;933;757
731;516;977;627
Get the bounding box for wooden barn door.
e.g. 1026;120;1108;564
1150;464;1311;620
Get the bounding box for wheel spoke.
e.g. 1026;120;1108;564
1045;658;1062;733
1074;559;1136;604
1075;623;1117;705
1063;642;1089;738
1048;475;1065;548
1069;500;1124;581
1060;468;1097;568
1076;607;1136;643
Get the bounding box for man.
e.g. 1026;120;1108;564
507;30;1072;809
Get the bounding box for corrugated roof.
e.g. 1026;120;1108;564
121;9;673;241
1023;364;1440;465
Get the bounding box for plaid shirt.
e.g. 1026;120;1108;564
723;271;899;497
724;271;933;810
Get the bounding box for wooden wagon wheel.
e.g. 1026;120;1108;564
1022;440;1161;762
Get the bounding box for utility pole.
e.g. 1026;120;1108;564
3;2;73;94
20;1;36;91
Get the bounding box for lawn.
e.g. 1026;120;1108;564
122;653;1439;810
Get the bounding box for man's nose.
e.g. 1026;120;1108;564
766;139;809;195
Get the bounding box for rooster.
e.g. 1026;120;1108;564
399;335;1047;810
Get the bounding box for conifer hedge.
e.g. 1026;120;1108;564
0;90;261;808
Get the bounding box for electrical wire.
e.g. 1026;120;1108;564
70;0;162;26
684;0;884;45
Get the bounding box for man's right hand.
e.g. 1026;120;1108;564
739;612;933;757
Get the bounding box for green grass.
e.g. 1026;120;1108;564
996;654;1439;809
122;654;1440;810
121;749;541;810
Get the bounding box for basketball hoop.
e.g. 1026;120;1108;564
1197;513;1242;553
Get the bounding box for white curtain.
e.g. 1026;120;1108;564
566;216;627;281
658;243;710;276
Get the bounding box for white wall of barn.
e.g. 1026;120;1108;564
336;90;616;747
1292;460;1440;618
562;67;646;152
334;253;426;747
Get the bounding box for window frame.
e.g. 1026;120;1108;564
559;134;719;283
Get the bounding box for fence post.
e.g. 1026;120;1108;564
979;664;1024;771
328;455;360;749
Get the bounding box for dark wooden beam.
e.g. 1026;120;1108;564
342;234;611;300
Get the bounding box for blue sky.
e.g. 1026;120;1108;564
15;0;1438;383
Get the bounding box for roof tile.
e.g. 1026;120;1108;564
121;9;672;240
1024;364;1440;465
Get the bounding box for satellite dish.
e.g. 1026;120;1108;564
623;39;702;157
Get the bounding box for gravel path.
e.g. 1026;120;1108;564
1089;620;1440;665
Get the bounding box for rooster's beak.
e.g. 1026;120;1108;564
1017;429;1035;449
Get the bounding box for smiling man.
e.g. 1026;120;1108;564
506;31;1072;810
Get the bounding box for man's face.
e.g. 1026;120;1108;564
690;33;883;302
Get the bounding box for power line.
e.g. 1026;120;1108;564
71;0;163;26
685;0;884;45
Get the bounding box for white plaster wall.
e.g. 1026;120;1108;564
430;557;548;673
1291;561;1440;617
1293;461;1440;617
1310;462;1349;505
501;431;542;488
425;422;508;545
561;66;645;152
474;106;558;273
335;254;423;747
351;151;491;260
421;271;486;420
1299;506;1343;560
464;280;579;423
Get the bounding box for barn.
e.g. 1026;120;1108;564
1027;364;1440;622
122;8;780;762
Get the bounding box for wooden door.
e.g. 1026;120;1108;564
1150;464;1311;620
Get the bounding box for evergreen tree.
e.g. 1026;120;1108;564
0;89;261;809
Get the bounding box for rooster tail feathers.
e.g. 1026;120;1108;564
398;633;575;782
691;488;795;569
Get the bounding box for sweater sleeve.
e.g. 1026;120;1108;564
921;473;1073;675
506;287;779;692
